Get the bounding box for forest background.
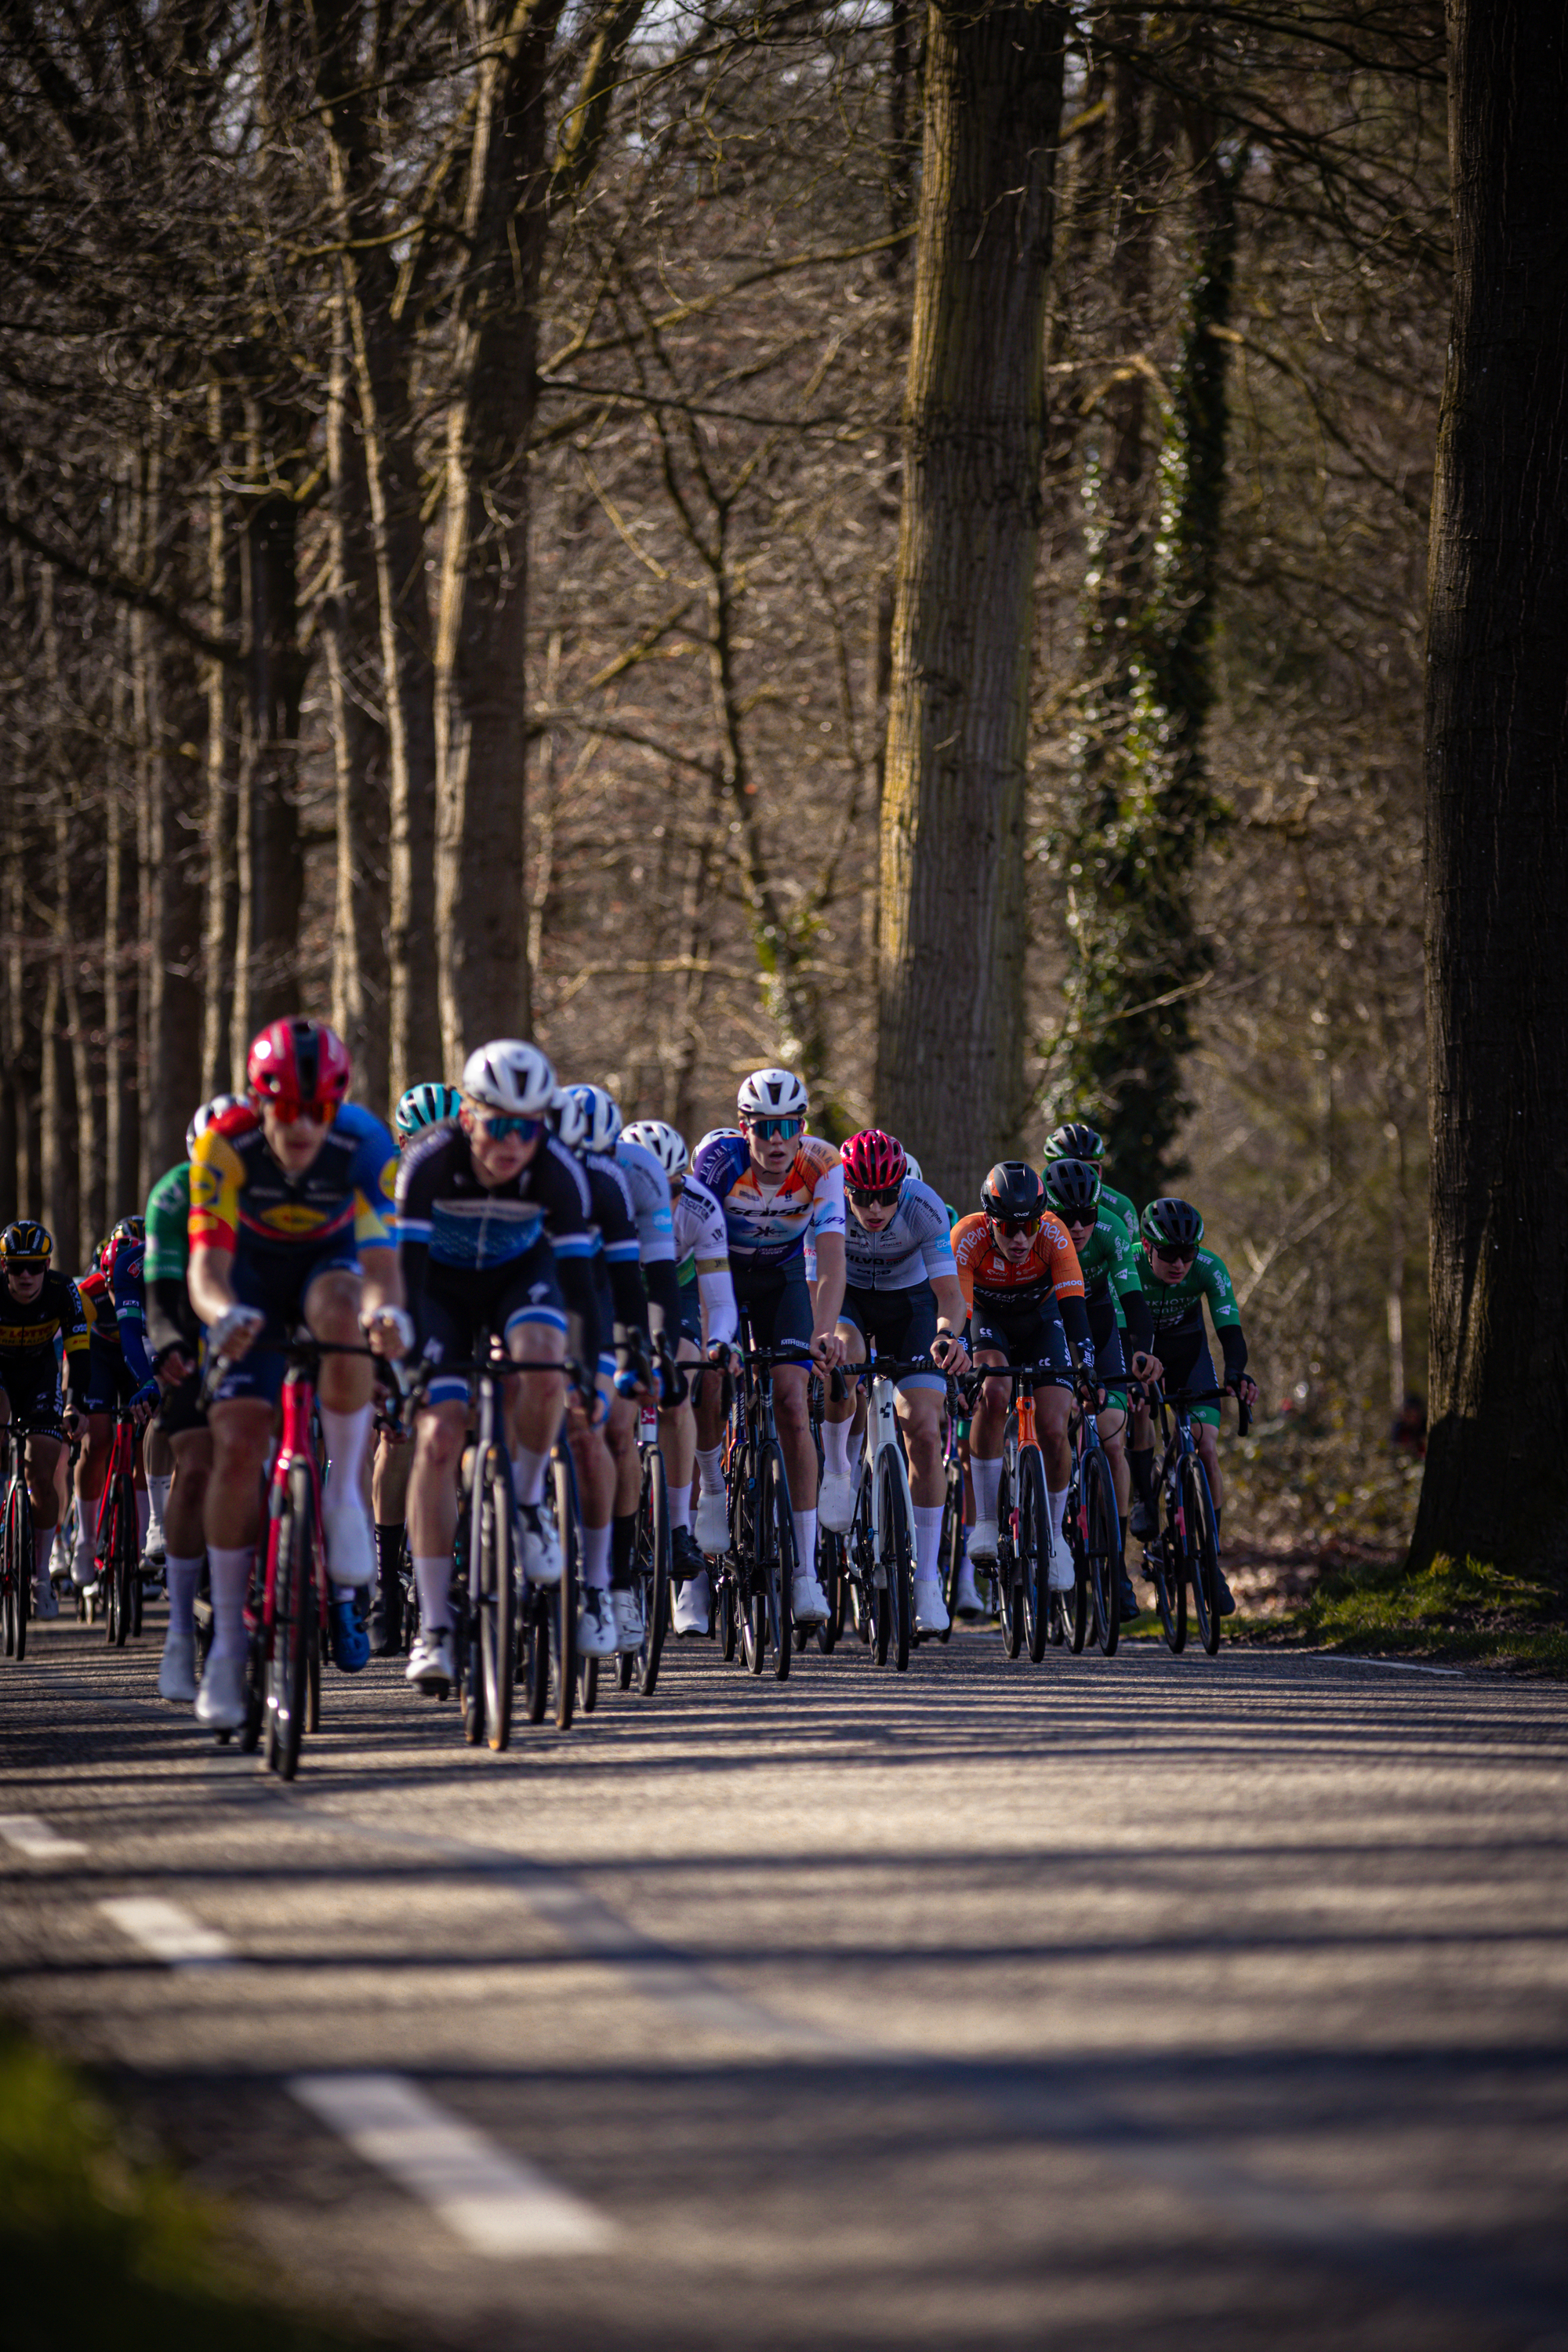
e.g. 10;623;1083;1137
0;2;1444;1588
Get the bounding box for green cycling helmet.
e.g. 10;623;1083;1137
1044;1120;1105;1165
1141;1196;1204;1253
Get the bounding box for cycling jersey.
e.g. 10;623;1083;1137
952;1210;1092;1357
0;1267;89;1376
1139;1243;1247;1385
842;1178;957;1293
612;1138;676;1265
143;1163;199;1356
190;1100;397;1255
1073;1213;1155;1354
673;1174;728;1285
1100;1181;1139;1245
99;1231;153;1385
693;1131;844;1269
398;1127;597;1273
77;1266;143;1410
583;1150;652;1355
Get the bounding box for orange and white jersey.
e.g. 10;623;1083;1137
952;1210;1086;1314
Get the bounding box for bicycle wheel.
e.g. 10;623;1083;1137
716;1570;738;1661
1083;1446;1121;1657
1152;1483;1188;1653
1018;1446;1049;1664
634;1446;670;1696
1181;1454;1223;1656
3;1476;24;1660
550;1446;579;1730
815;1531;841;1654
116;1475;138;1646
580;1651;599;1711
935;1464;961;1644
758;1443;794;1682
996;1450;1023;1661
877;1454;914;1673
266;1462;314;1779
476;1453;517;1749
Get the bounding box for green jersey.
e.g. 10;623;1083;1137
1139;1244;1240;1342
1099;1181;1139;1246
1074;1213;1145;1327
144;1163;191;1287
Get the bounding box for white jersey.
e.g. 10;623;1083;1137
673;1173;728;1284
842;1178;957;1293
613;1136;677;1265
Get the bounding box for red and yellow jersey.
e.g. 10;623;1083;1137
189;1101;398;1256
952;1211;1086;1314
75;1266;118;1341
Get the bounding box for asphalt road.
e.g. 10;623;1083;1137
2;1603;1566;2352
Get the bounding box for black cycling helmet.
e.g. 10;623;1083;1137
0;1219;53;1263
109;1215;146;1246
1042;1157;1102;1222
981;1161;1046;1223
1044;1120;1105;1165
1142;1196;1204;1253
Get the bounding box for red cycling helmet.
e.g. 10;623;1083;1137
840;1129;908;1192
247;1018;352;1123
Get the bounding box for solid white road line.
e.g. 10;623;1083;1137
289;2072;615;2257
0;1813;87;1860
1313;1653;1465;1678
97;1896;236;1966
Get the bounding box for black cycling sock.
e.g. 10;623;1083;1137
609;1512;637;1590
375;1523;405;1579
1130;1447;1155;1505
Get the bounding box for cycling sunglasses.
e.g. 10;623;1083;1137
989;1213;1043;1238
745;1115;803;1142
848;1183;902;1209
1151;1242;1196;1265
478;1113;543;1142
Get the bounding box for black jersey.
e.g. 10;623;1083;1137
0;1266;89;1385
397;1127;597;1271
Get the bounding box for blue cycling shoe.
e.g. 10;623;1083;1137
328;1594;371;1672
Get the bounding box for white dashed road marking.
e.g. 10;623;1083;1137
0;1813;87;1860
97;1896;237;1966
289;2071;615;2257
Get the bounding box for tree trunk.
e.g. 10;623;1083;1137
874;0;1066;1204
39;950;79;1274
233;397;308;1051
434;0;569;1067
1409;0;1568;1579
201;421;241;1099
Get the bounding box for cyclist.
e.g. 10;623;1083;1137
1131;1197;1258;1613
71;1222;159;1594
143;1098;239;1701
1044;1121;1138;1247
368;1081;463;1653
0;1221;88;1620
1040;1157;1158;1623
953;1163;1095;1592
397;1041;603;1693
819;1129;970;1635
622;1117;736;1639
691;1070;846;1626
187;1018;409;1730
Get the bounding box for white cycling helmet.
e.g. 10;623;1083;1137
623;1118;688;1178
461;1040;557;1117
562;1083;622;1154
737;1066;808;1120
902;1151;923;1183
187;1094;245;1158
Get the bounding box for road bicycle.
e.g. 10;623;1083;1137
618;1396;673;1695
969;1363;1058;1664
711;1334;797;1681
833;1356;946;1673
1051;1366;1123;1656
94;1395;145;1650
0;1421;34;1661
1137;1377;1250;1657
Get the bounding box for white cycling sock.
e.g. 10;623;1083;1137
207;1545;252;1661
667;1481;691;1532
165;1554;203;1636
581;1523;612;1591
33;1523;56;1581
136;1487;151;1548
791;1509;818;1583
412;1555;451;1633
321;1403;372;1499
971;1454;1003;1522
74;1512;96;1581
821;1417;852;1478
147;1473;172;1543
696;1446;724;1497
1047;1486;1068;1540
510;1445;549;1507
913;1504;944;1584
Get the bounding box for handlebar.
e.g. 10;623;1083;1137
1135;1374;1252;1437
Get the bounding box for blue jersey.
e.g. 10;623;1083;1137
397;1127;597;1272
191;1099;398;1258
101;1232;154;1384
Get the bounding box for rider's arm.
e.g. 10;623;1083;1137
187;1243;238;1330
357;1242;405;1325
1201;1252;1248;1382
644;1255;681;1341
931;1272;968;1342
695;1256;737;1348
110;1257;155;1386
145;1279;195;1361
557;1248;603;1387
60;1279;91;1404
811;1230;846;1339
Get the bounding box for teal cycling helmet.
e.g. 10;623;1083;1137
396;1081;463;1141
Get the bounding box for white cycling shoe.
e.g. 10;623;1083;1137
791;1572;829;1625
158;1628;198;1702
406;1630;454;1693
194;1651;247;1732
33;1573;59;1621
517;1503;563;1586
1047;1530;1076;1592
953;1559;985;1619
967;1517;999;1564
913;1575;949;1635
321;1497;376;1589
612;1588;645;1653
694;1487;729;1555
578;1588;618;1657
673;1569;711;1638
817;1471;855;1534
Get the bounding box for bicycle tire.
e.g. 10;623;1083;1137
1182;1454;1223;1656
550;1446;579;1730
580;1651;599;1711
935;1464;963;1643
877;1453;914;1673
117;1474;138;1646
717;1570;738;1661
1152;1482;1188;1653
761;1443;794;1681
1018;1446;1049;1664
267;1462;314;1779
1083;1446;1121;1657
637;1446;670;1697
477;1453;516;1749
815;1532;841;1654
996;1448;1023;1661
3;1475;24;1659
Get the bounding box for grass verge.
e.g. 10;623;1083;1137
1232;1549;1568;1675
0;2021;393;2352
